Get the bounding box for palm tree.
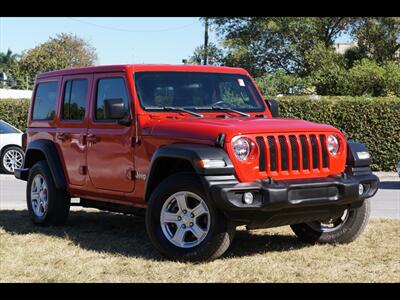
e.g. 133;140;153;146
0;49;20;88
0;49;19;69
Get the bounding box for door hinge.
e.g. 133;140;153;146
132;137;141;146
79;166;87;175
126;169;135;180
80;134;87;146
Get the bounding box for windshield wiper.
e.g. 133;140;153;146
210;105;250;117
162;106;204;118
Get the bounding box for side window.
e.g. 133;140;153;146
95;77;129;121
32;82;58;120
62;79;88;121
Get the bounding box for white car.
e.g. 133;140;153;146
0;120;25;174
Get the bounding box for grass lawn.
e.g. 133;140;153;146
0;209;399;283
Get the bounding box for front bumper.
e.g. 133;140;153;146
203;168;379;229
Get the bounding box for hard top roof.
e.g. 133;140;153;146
36;64;249;79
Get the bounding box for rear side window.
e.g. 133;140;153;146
62;79;88;121
32;82;58;120
95;77;129;121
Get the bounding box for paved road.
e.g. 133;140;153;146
1;173;399;219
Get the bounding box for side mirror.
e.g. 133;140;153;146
265;99;279;118
104;98;130;125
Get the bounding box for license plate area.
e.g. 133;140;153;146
288;186;339;203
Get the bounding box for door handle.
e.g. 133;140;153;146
87;134;100;144
57;132;68;141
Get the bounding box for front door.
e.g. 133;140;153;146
86;73;135;193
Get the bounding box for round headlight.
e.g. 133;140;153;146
327;135;339;156
232;137;252;161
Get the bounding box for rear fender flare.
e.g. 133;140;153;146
24;139;67;189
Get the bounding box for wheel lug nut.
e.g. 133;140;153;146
190;222;193;227
177;216;182;221
182;224;186;229
183;210;187;214
190;213;194;218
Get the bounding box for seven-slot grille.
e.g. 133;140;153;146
255;134;330;176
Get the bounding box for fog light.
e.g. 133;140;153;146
243;192;254;204
358;184;365;196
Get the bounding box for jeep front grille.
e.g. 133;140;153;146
256;134;330;177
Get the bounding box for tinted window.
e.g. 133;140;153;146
0;120;20;134
62;79;88;120
95;78;129;120
134;72;264;112
32;82;58;120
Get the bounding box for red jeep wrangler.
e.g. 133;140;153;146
15;64;379;261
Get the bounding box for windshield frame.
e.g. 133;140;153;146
133;71;267;113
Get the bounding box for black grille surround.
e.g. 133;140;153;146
256;133;331;176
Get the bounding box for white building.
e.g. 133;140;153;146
334;42;357;55
0;88;32;99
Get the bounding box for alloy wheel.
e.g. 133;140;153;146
307;209;350;233
160;191;210;248
3;149;23;173
30;174;48;218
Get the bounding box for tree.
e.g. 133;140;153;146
0;49;19;68
0;49;20;88
209;17;356;77
187;42;224;65
344;59;386;96
18;33;97;88
382;61;400;96
255;70;311;96
305;43;348;95
351;17;400;65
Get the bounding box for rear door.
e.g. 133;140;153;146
56;74;92;186
86;72;135;193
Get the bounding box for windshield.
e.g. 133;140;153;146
0;120;20;134
134;72;266;112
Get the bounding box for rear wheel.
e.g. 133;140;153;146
1;146;24;174
290;200;370;244
27;160;70;225
146;173;235;262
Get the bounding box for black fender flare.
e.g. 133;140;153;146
144;144;234;201
24;139;67;189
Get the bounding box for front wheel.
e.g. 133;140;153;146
146;173;235;262
290;200;370;244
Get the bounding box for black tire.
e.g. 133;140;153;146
26;160;70;226
290;200;370;244
146;173;235;262
0;146;24;174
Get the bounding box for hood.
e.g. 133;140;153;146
143;116;340;142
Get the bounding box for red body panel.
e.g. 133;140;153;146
27;64;347;208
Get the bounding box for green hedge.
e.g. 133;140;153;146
0;99;30;131
1;97;399;171
277;96;400;171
